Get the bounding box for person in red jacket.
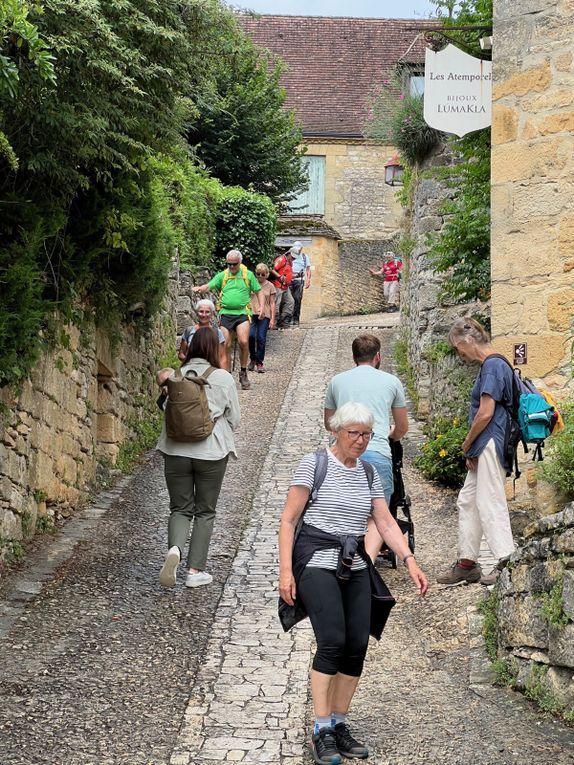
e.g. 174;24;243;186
369;252;402;312
270;248;295;328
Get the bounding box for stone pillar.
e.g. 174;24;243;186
491;0;574;391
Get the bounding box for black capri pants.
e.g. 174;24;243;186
297;566;371;677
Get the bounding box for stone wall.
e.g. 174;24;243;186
402;148;484;417
304;140;403;239
491;0;574;390
0;265;179;559
495;503;574;713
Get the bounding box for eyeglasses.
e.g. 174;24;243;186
341;429;374;442
227;261;240;268
255;271;266;276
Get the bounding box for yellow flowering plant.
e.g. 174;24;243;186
414;416;468;487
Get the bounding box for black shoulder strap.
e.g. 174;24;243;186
359;459;375;489
310;447;329;503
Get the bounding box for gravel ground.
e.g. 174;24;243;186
0;329;305;765
1;317;573;765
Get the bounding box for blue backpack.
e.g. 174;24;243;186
488;354;555;475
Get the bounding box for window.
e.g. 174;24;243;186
287;155;325;215
409;74;425;96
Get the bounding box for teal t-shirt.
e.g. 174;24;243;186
324;365;407;458
208;267;261;315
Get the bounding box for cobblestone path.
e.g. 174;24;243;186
1;317;574;765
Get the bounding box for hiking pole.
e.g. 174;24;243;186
232;335;238;372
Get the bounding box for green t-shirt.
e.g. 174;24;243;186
208;267;261;315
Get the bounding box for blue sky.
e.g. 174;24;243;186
227;0;437;17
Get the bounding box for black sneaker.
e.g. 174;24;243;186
310;728;342;765
334;722;369;759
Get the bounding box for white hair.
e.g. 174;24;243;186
226;249;243;263
329;402;374;431
196;298;216;314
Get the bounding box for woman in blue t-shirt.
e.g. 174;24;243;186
437;318;515;588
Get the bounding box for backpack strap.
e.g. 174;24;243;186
310;447;329;503
200;365;216;381
359;459;375;490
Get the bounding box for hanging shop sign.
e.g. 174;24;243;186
424;44;492;137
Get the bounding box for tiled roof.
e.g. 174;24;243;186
239;14;436;138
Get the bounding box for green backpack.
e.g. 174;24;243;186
165;367;216;442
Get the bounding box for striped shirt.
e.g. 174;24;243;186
290;449;385;571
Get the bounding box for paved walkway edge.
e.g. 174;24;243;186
169;327;340;765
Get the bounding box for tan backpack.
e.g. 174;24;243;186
165;366;216;442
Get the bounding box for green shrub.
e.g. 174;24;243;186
423;339;452;364
116;412;162;474
540;575;570;629
429;129;491;302
540;400;574;497
214;186;277;271
477;590;499;662
390;95;444;166
414;415;467;487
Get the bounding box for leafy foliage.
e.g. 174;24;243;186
0;1;297;388
214;186;277;271
414;415;467;487
540;400;574;497
390;95;443;165
188;35;306;205
0;1;55;98
429;129;491;301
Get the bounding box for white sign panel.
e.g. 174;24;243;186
424;44;492;137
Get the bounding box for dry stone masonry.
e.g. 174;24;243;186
491;0;574;390
496;503;574;713
0;264;179;561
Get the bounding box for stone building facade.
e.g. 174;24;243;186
303;140;402;240
277;221;392;320
0;270;178;560
491;0;574;390
241;14;434;316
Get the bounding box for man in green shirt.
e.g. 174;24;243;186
193;250;264;390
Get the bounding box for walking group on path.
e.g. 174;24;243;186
2;318;574;765
152;267;565;765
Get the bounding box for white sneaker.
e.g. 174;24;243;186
159;546;180;588
185;571;213;588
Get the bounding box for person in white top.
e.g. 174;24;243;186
279;402;427;765
157;327;240;589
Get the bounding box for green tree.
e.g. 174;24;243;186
188;35;307;205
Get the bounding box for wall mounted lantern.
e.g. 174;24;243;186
384;155;404;186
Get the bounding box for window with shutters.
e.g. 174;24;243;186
287;155;325;215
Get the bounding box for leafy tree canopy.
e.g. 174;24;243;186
187;35;307;205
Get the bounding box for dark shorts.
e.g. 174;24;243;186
220;314;249;333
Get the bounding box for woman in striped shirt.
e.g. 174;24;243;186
279;402;427;765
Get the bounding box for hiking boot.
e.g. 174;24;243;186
310;728;341;765
247;360;256;372
480;567;500;586
436;561;481;586
239;370;251;390
185;571;213;588
256;363;265;373
159;546;180;588
334;722;369;759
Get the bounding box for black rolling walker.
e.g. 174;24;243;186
377;439;415;569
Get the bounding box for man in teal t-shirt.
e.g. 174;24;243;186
193;250;264;390
324;333;408;556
